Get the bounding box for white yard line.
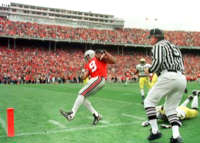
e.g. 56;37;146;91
0;121;139;138
122;113;145;121
0;117;7;134
48;120;66;128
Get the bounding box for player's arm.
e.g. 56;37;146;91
134;66;139;78
96;50;116;64
103;50;116;64
133;70;139;79
80;69;89;80
134;69;139;75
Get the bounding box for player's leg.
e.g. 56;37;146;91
83;98;98;117
83;98;102;125
150;74;158;88
60;76;103;121
59;94;85;121
184;108;198;119
191;95;199;110
139;77;145;104
180;95;193;107
145;77;151;89
82;78;105;125
124;77;127;85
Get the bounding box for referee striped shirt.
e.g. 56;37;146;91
149;40;184;74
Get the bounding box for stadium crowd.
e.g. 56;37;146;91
0;17;200;47
0;17;200;84
0;45;84;84
0;44;200;84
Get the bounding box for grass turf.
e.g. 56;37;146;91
0;82;199;143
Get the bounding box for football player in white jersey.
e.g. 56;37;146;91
135;58;151;104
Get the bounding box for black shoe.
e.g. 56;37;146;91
192;90;198;96
93;114;102;125
198;90;200;97
59;109;74;121
187;95;193;101
147;129;162;140
170;136;183;143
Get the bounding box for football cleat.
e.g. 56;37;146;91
147;129;162;140
184;88;188;94
197;90;200;97
187;95;193;101
59;109;74;121
92;113;102;125
192;90;198;96
170;136;183;143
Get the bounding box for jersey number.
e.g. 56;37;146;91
170;44;180;57
89;60;97;72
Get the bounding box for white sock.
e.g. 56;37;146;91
83;98;98;116
181;98;190;107
140;89;145;96
191;96;198;109
172;125;180;138
72;95;84;116
149;119;159;134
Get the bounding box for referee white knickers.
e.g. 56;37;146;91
79;76;105;97
144;70;187;116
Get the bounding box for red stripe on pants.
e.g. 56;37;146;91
81;77;102;96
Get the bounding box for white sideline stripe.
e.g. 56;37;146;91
48;120;66;128
0;121;139;138
87;117;109;124
122;113;145;121
0;117;7;134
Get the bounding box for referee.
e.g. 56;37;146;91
144;28;186;143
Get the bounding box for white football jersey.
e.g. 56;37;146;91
136;64;151;77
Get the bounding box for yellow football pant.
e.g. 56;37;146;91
139;77;150;89
178;106;198;119
150;74;158;88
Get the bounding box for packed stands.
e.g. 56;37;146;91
0;17;200;47
0;44;84;84
0;16;200;84
0;42;200;84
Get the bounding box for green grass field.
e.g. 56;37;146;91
0;82;199;143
